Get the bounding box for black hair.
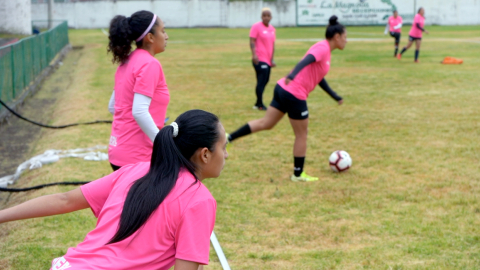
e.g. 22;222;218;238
417;7;424;13
393;10;398;13
325;15;345;39
107;109;220;244
107;10;159;64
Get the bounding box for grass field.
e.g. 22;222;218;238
0;25;479;269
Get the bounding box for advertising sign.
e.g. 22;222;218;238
297;0;415;26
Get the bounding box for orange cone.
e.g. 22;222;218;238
441;56;463;64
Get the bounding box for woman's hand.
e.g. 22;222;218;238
271;60;276;68
252;55;259;65
338;99;344;105
285;78;291;85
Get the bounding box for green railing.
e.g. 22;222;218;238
0;21;69;115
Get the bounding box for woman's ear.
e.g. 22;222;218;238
199;147;210;164
146;32;155;44
334;33;342;47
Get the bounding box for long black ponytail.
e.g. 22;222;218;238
107;109;220;244
325;15;345;39
107;10;158;64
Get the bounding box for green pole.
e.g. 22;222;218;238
11;46;16;99
22;42;27;94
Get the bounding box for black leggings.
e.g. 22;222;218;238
253;61;271;107
389;31;401;45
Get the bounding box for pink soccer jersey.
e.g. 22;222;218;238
388;15;403;33
108;49;170;167
250;21;276;66
277;40;331;100
50;162;216;270
409;14;425;38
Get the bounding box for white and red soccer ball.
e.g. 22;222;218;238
329;150;352;172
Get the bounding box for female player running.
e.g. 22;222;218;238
397;7;429;62
249;7;276;110
385;10;403;57
0;110;228;270
107;10;170;171
228;15;346;182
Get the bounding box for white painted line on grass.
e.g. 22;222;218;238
279;38;388;42
278;38;480;43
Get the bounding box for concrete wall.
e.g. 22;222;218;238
0;0;32;34
30;0;480;29
417;0;480;25
31;0;296;29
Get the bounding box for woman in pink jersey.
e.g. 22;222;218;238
385;10;403;57
228;16;346;182
0;109;228;270
107;10;170;171
397;7;429;62
249;7;276;110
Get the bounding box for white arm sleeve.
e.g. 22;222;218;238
108;90;115;115
132;93;160;142
394;23;402;30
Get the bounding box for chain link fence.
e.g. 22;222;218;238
0;21;69;116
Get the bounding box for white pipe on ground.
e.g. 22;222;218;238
210;231;231;270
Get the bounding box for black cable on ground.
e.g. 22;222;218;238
0;98;112;129
0;181;91;192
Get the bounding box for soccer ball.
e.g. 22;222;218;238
329;150;352;172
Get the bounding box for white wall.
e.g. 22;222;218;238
30;0;480;29
31;0;297;29
228;1;296;28
417;0;480;25
0;0;32;34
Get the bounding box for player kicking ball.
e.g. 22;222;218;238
228;16;346;182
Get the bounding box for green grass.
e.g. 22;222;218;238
1;25;480;269
0;33;29;40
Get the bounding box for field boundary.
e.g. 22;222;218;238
0;45;71;125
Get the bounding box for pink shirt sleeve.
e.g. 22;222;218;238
414;15;423;29
249;24;258;39
309;45;325;62
133;60;161;98
175;198;217;265
80;168;124;217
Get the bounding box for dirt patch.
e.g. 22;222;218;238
0;98;55;174
0;47;84;204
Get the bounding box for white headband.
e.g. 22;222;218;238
170;122;179;138
135;14;157;42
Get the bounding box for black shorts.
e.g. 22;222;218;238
270;84;308;120
389;31;401;43
409;35;422;41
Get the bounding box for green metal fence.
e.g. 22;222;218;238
0;21;69;115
